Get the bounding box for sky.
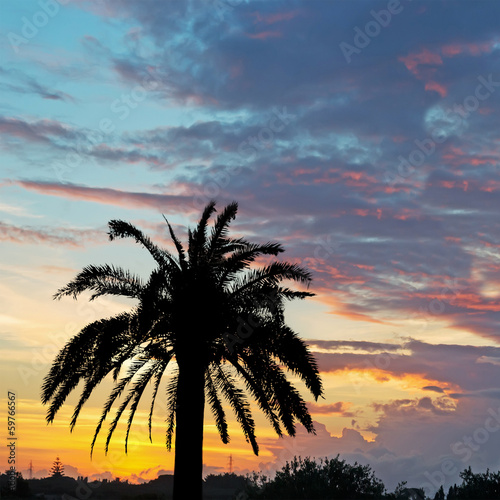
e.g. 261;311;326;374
1;0;500;495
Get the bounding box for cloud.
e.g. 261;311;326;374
13;180;197;214
245;30;283;40
372;396;456;417
0;116;77;144
399;48;443;77
422;385;445;393
202;464;226;476
0;66;76;102
0;115;176;170
157;469;173;477
0;221;103;247
425;80;448;97
312;339;500;394
258;421;377;473
260;395;500;494
0;202;42;218
89;471;114;482
441;40;496;58
306;401;354;416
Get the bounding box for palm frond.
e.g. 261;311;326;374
42;313;134;422
108;220;179;270
214;365;258;455
228;358;283;438
53;264;143;301
205;369;229;444
147;358;170;443
214;237;250;257
124;359;169;453
267;326;323;400
188;200;216;264
270;286;315;301
105;359;163;454
230;261;313;297
241;352;315;436
218;242;284;287
163;216;187;271
135;270;172;335
90;356;149;456
165;371;178;451
208;201;238;260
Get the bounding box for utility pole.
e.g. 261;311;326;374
228;454;233;474
29;460;33;479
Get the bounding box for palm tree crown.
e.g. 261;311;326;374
41;201;323;498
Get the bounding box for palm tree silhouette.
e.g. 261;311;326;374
41;201;323;499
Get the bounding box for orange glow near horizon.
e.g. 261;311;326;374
3;354;462;482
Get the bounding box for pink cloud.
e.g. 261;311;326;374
0;117;72;143
399;48;443;76
0;221;103;247
425;80;448;97
441;44;463;57
15;180;197;214
468;41;494;55
246;30;283;40
392;135;407;143
259;421;375;475
306;401;354;416
252;9;301;25
442;40;495;57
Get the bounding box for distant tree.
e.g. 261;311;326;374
49;457;64;478
386;481;426;499
447;484;458;499
203;472;248;495
246;455;386;499
454;467;500;499
388;481;408;499
42;201;323;500
433;485;445;500
0;471;31;497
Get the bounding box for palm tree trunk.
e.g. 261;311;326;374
173;359;205;500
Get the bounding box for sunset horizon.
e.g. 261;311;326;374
2;1;500;498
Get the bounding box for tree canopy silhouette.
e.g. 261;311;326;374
247;455;386;499
41;201;323;499
49;457;64;478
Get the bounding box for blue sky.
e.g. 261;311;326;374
2;0;500;494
